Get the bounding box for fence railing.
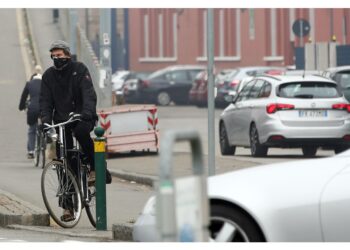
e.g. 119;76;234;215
57;9;109;109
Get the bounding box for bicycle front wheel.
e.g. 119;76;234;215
41;160;82;228
85;185;96;228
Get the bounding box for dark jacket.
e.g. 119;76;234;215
19;77;41;125
40;61;97;124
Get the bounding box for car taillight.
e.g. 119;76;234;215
230;79;240;87
266;103;295;114
343;135;350;141
332;103;350;113
141;80;150;88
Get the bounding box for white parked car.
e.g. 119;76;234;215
219;74;350;157
111;70;130;93
133;149;350;242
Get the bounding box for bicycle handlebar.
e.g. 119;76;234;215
43;114;82;130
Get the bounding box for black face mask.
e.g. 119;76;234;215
53;57;71;69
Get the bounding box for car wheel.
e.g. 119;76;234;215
219;123;236;155
157;91;171;106
302;146;317;157
249;124;268;157
210;204;265;242
334;146;349;154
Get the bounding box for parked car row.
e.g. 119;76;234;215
114;65;286;107
112;65;350;113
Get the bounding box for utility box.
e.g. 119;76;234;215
97;104;159;153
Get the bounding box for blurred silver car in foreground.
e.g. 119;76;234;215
133;150;350;242
219;74;350;157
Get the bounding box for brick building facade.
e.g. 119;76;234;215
77;8;350;72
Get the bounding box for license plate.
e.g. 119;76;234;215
299;110;327;118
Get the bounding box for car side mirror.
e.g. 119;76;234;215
224;91;237;103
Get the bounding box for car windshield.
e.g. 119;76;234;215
278;81;341;99
224;70;239;81
136;72;150;80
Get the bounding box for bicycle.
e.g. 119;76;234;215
33;121;46;168
40;114;96;228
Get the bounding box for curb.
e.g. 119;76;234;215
0;189;49;227
112;223;133;241
109;169;157;187
7;224;113;241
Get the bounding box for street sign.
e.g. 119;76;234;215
103;33;110;45
292;19;311;37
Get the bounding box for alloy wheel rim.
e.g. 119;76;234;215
158;92;170;105
210;216;250;242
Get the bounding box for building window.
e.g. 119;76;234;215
140;10;177;62
264;9;284;62
197;9;241;62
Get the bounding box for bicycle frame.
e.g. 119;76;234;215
45;117;90;203
41;115;96;228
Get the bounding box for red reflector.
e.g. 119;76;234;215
343;135;350;141
332;103;350;113
266;103;295;114
270;135;284;141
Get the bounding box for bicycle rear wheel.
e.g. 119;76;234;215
85;185;96;228
41;160;82;228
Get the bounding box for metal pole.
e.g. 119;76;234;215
330;9;334;40
111;9;118;73
157;129;209;242
299;19;303;47
99;9;112;108
69;9;78;59
123;9;130;70
94;127;107;230
207;9;215;176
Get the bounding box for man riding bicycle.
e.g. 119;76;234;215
40;40;98;221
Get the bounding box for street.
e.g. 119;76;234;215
0;8;339;242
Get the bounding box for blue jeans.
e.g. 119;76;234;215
28;123;37;153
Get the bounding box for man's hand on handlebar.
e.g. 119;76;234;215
69;112;82;120
38;123;50;132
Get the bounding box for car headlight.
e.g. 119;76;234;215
142;196;156;216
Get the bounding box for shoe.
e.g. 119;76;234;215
88;171;95;186
27;152;34;159
60;209;75;222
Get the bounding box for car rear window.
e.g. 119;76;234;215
335;71;350;89
278;81;341;98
